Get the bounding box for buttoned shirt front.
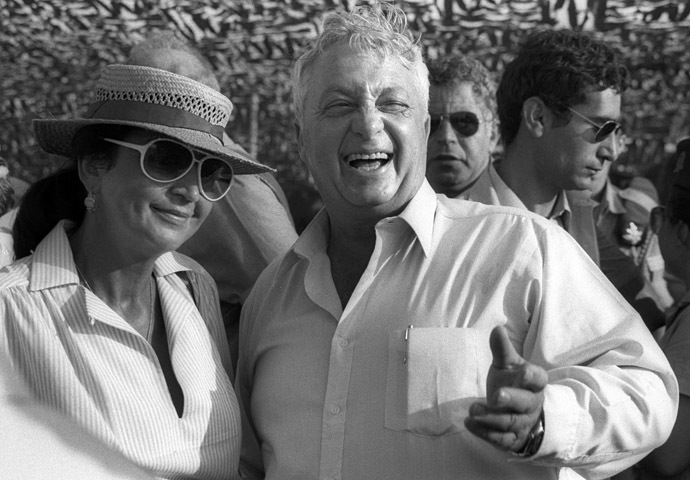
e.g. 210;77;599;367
0;221;241;480
237;181;677;480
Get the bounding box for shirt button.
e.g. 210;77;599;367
330;404;341;415
339;338;348;347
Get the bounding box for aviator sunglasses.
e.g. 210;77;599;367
429;111;486;137
565;106;622;143
103;137;234;202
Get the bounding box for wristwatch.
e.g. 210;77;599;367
513;410;545;457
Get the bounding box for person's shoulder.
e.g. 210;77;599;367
434;196;577;253
0;256;32;292
438;195;553;228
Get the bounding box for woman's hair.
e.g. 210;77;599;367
292;2;428;126
13;125;133;259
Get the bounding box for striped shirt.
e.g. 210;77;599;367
0;221;240;480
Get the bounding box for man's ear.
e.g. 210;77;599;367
294;121;308;166
522;96;548;138
489;116;500;152
424;112;430;141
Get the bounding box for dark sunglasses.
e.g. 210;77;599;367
429;111;485;137
103;137;234;202
565;106;622;143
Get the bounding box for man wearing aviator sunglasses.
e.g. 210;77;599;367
426;54;498;197
462;29;666;327
464;29;627;266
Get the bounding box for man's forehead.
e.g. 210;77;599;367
430;83;483;111
576;89;622;120
310;49;421;93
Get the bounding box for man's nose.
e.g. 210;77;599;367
352;106;384;139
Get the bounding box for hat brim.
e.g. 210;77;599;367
32;118;273;175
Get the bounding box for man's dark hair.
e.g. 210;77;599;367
497;29;629;146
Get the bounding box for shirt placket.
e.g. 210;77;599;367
318;219;405;480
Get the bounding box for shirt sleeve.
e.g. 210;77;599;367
521;225;679;478
236;278;267;480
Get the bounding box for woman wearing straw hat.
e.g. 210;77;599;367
0;63;270;479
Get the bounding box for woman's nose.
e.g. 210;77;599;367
170;167;202;202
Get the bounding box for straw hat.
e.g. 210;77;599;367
32;64;272;175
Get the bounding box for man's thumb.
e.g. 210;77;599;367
489;325;523;369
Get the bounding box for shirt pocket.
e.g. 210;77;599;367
384;327;493;438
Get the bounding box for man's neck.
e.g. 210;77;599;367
497;147;561;219
327;217;377;309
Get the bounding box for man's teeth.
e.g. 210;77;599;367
347;152;389;161
347;152;390;170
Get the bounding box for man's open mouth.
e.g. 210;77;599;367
345;152;392;171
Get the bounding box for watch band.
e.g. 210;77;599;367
513;410;545;457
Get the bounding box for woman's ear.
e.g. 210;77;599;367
76;156;105;194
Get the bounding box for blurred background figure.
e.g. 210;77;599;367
616;137;690;479
125;30;299;367
0;158;15;216
590;149;675;321
0;157;16;267
426;53;498;197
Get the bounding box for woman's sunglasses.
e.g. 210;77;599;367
103;137;234;202
565;106;622;143
429;111;486;137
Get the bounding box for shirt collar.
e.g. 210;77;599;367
29;220;192;292
293;207;329;260
602;179;626;215
293;181;437;260
394;180;436;258
547;191;572;230
30;220;80;292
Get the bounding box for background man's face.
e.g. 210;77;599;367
426;82;495;197
538;89;621;192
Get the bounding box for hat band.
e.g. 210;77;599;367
84;100;225;141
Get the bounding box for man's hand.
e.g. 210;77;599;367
464;325;548;453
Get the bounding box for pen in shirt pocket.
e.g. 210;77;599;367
403;325;413;364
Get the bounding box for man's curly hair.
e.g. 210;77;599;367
427;54;497;119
